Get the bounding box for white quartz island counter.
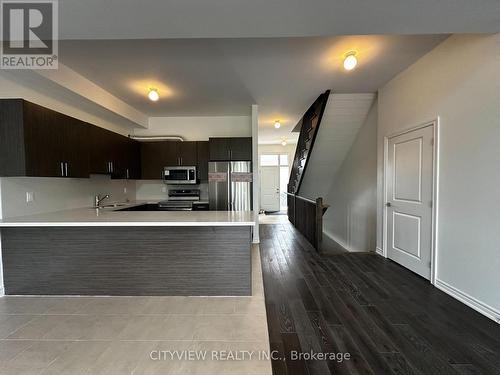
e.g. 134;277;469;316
0;207;255;227
0;205;255;296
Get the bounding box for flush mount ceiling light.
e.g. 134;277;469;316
274;120;281;129
281;139;287;146
148;88;160;101
343;52;358;71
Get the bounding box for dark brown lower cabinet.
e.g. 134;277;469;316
1;226;252;296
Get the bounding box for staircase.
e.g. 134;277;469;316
288;90;330;194
286;90;330;252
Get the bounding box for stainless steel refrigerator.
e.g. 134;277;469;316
209;161;253;211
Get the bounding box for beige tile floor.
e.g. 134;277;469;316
0;246;271;375
258;213;288;225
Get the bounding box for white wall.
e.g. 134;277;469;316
299;94;376;200
378;34;500;321
252;105;260;243
323;102;377;253
0;175;136;218
135;116;252;141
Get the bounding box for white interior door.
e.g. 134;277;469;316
386;125;434;279
260;166;280;212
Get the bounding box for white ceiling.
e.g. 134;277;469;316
58;0;500;39
60;35;447;144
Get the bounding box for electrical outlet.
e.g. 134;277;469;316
26;191;34;203
161;186;167;193
123;187;127;194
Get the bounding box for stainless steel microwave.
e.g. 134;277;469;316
163;166;197;184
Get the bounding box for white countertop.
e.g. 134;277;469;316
0;203;255;227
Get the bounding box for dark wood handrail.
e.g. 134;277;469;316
288;90;330;195
285;192;315;204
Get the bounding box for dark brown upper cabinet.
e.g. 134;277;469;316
88;126;140;179
62;116;90;178
0;99;89;178
209;137;252;161
209;138;229;161
163;141;198;166
123;138;141;179
140;141;199;180
229;137;253;161
89;126;119;176
177;141;198;166
140;141;169;180
196;141;209;181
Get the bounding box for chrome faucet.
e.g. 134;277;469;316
94;194;110;208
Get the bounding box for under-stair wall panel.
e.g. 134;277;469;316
299;93;376;200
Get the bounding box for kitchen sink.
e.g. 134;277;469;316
116;204;170;211
93;203;129;209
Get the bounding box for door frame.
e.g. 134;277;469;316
258;152;293;211
382;118;440;285
259;165;281;212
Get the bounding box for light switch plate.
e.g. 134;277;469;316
26;191;34;203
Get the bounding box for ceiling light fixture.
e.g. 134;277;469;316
274;120;281;129
343;52;358;71
148;88;160;101
281;139;287;146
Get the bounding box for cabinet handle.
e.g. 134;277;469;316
65;162;68;177
126;169;130;179
60;162;64;177
111;162;114;173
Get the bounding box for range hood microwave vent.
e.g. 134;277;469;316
128;135;184;142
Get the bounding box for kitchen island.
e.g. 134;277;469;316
0;205;255;296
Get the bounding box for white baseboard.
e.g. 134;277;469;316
375;247;384;256
435;278;500;324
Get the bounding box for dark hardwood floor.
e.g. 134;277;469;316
260;222;500;375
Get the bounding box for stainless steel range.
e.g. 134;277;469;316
158;189;200;211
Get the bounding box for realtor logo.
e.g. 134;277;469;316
1;0;58;69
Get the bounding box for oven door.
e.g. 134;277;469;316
163;167;197;184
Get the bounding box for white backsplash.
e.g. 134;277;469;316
0;175;136;219
0;176;209;219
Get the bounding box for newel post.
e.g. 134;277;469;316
315;197;323;253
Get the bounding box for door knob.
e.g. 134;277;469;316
386;202;392;207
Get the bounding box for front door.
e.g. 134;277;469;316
260;166;280;212
386;124;434;279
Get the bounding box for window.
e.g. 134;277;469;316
260;154;289;167
279;154;288;166
260;154;279;166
